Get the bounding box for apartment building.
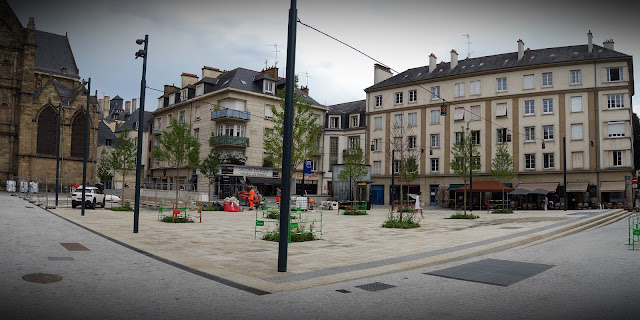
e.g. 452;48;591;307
150;66;326;199
366;32;634;206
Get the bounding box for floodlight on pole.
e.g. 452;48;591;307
133;35;148;234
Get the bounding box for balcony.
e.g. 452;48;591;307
210;135;249;148
153;128;162;135
211;109;251;121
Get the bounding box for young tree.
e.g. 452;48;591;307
263;78;322;194
490;144;516;210
200;144;220;205
109;129;136;206
97;149;114;187
389;113;422;214
450;123;481;215
152;118;201;204
338;143;368;201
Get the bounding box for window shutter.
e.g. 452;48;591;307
571;96;583;112
454;107;465;120
608;122;625;136
496;103;507;117
523;75;534;89
470;106;480;121
571;124;583;140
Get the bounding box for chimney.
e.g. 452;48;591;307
180;72;198;87
300;86;309;96
125;101;131;114
104;96;110;113
603;39;614;50
263;66;279;81
132;98;137;112
429;53;437;73
588;30;593;53
517;39;525;60
450;49;458;69
163;85;178;94
373;63;392;85
202;66;223;79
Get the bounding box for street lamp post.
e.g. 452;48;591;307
81;78;91;217
55;103;62;207
133;35;149;234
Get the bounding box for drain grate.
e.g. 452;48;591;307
60;243;90;251
25;206;33;208
22;273;63;284
335;289;351;293
355;282;396;292
48;257;74;261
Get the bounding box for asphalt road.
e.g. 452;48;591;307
1;193;639;319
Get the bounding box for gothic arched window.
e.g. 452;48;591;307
36;106;57;155
71;112;87;158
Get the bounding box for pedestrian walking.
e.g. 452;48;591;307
544;195;548;210
248;186;255;210
414;191;423;218
276;187;281;206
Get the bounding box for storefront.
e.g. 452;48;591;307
600;181;626;204
217;165;279;199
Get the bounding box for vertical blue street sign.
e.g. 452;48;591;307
304;160;312;174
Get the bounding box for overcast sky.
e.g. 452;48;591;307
8;0;640;113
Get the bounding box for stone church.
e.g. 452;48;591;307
0;0;98;188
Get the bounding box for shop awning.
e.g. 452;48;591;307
518;182;558;193
600;181;625;192
449;184;464;191
566;182;589;192
246;177;281;185
455;181;514;192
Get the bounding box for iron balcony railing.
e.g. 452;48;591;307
211;109;251;121
210;135;249;147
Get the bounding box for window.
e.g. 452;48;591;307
373;138;381;151
542;98;554;114
408;112;417;127
330;137;338;157
431;158;440;172
606;67;623;82
409;90;417;103
217;124;246;137
497;128;507;144
375;95;382;107
158;98;164;109
525;154;535;169
453;107;465;121
263;81;274;93
454;82;465;97
523;74;535;89
393;160;401;174
350;115;359;128
607;94;624;109
394;137;402;150
472;156;480;167
430;110;440;124
455;132;463;145
570;70;582;85
155;161;160;168
180;89;188;102
196;84;204;96
608;121;625;138
543;153;554;169
572;152;584;169
329;116;340;128
169;95;175;106
394;114;403;128
571;123;584;140
524;127;535;142
470;80;481;95
195;106;201;120
70;113;86;158
408;136;417;149
167;114;173;125
349;136;359;148
571;96;583;112
310;159;318;171
105;138;112;147
374;117;382;130
179;110;186;124
431;86;440;100
543;125;554;140
264;104;274;119
613;150;623;166
496;103;507;117
470;105;480;121
524;100;535;115
373;161;382;175
37;107;57;155
497;77;507;92
395;92;403;105
430;134;440;148
542;72;553;87
193;128;199;139
471;130;481;145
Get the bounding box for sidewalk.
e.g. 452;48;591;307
24;193;626;294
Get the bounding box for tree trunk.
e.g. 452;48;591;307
463;180;467;215
502;186;505;211
121;175;125;207
175;166;179;205
208;177;211;206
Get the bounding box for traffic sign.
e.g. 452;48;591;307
633;177;638;184
304;160;312;174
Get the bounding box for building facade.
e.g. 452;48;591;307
365;32;634;206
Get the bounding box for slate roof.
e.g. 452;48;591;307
366;44;632;92
115;109;153;133
327;99;366;115
34;30;79;79
98;121;119;146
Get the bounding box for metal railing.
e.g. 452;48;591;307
211;109;251;121
210;135;249;147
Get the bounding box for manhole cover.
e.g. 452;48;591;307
60;243;90;251
355;282;396;292
22;273;63;284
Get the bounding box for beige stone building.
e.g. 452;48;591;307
365;32;634;207
150;66;326;200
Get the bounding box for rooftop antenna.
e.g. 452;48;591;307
268;44;281;75
264;59;269;69
303;71;312;87
462;33;473;58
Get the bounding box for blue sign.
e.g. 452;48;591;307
304;160;312;174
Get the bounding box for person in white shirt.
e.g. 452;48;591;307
414;191;423;218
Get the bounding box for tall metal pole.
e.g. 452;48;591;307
278;0;297;272
469;144;473;212
563;136;567;211
134;35;149;234
391;150;395;207
55;103;61;207
81;78;91;216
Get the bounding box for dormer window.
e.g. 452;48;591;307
61;68;66;74
196;84;204;96
263;81;274;94
329;116;340;129
180;89;188;101
158;98;164;109
168;94;175;106
350;115;359;128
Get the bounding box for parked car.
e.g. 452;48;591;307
71;186;105;209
